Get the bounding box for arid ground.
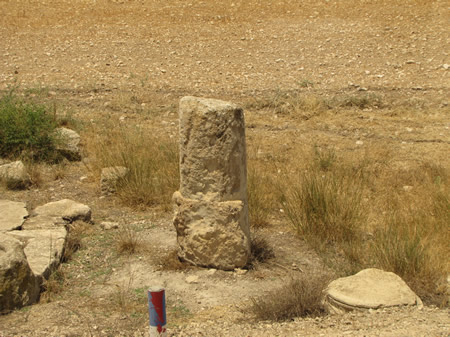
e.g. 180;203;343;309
0;0;449;336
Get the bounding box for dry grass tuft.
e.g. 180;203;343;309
116;226;140;255
248;233;275;268
246;90;328;119
63;221;91;262
282;149;365;245
250;274;329;321
40;269;66;303
88;123;179;210
158;248;191;271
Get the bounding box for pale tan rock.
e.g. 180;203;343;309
325;268;422;314
100;166;129;195
54;127;81;161
7;228;67;284
32;199;91;223
174;96;251;270
178;96;248;203
173;192;250;270
0;233;39;313
0;200;28;232
0;161;30;189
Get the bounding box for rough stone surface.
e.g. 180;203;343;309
7;228;67;284
54;127;81;161
178;96;248;202
32;199;91;223
325;268;422;313
173;192;250;270
0;234;39;313
173;96;250;270
100;166;129;195
22;215;68;230
0;161;30;189
0;200;28;232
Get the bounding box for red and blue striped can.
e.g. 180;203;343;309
148;287;167;337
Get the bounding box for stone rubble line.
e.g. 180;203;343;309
0;199;91;313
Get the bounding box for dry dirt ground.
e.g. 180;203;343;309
0;0;449;336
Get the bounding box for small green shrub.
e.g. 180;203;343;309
0;91;58;161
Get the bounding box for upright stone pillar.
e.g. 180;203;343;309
173;96;251;270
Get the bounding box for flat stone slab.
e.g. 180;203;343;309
325;268;422;313
32;199;91;223
0;200;28;232
7;228;67;284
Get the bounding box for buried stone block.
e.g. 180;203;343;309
173;96;250;270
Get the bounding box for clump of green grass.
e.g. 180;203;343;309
250;275;329;321
89;125;179;210
0;90;59;161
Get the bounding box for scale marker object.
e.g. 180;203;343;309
148;287;167;337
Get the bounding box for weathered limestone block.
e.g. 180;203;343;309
173;96;251;270
178;96;248;202
54;127;81;161
100;166;129;195
0;161;30;189
0;200;28;232
324;268;423;314
173;192;249;270
0;234;39;313
7;228;67;285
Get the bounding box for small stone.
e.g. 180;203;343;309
356;140;364;146
206;269;217;275
101;166;129;195
185;275;199;284
406;127;413;132
234;268;247;275
100;221;119;230
54;128;81;161
0;161;31;189
403;185;413;192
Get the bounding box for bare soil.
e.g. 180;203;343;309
0;1;449;336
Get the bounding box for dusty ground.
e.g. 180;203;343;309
0;0;449;336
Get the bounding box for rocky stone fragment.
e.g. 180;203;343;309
0;234;39;313
0;161;30;189
325;268;422;314
0;200;28;232
7;228;67;284
100;166;129;195
173;192;249;270
173;96;250;270
32;199;91;223
54;127;81;161
100;221;119;230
